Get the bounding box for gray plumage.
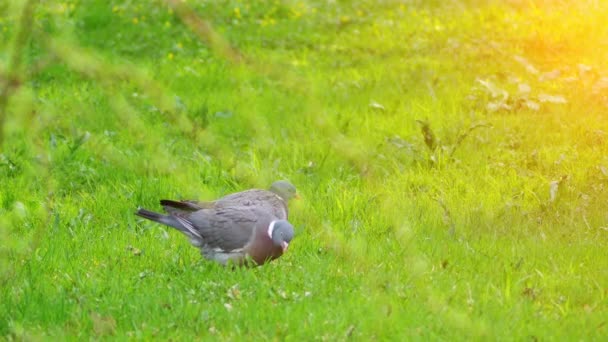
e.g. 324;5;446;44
160;180;298;220
135;205;294;266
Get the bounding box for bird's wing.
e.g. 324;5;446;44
217;189;266;205
160;199;215;216
185;207;264;252
217;190;288;219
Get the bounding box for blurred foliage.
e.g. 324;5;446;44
1;0;608;339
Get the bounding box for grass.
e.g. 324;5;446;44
2;0;608;339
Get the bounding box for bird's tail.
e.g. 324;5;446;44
136;208;204;246
160;199;208;215
135;208;186;231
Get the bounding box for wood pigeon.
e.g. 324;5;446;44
160;180;298;220
135;205;295;266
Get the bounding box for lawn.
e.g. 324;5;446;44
1;0;608;340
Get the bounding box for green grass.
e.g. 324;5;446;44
2;0;608;339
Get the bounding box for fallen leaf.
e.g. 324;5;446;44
126;245;142;256
522;287;538;299
369;101;386;111
549;180;559;202
387;135;412;149
592;77;608;95
13;202;27;219
227;285;241;300
345;325;356;337
477;79;509;100
487;101;511;112
524;100;540;111
539;69;561;82
518;83;531;94
538;94;567;104
91;312;116;336
214;111;233;118
578;63;592;77
599;165;608;177
174;96;187;112
514;55;539;75
507;75;521;84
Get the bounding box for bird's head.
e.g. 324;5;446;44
269;180;299;201
267;220;295;252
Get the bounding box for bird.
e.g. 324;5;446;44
159;180;298;220
135;205;295;266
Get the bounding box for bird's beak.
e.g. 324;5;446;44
281;241;289;252
294;193;301;200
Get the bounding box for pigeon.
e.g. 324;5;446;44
135;205;295;266
160;180;298;220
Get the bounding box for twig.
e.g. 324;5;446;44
164;0;303;89
432;194;456;236
28;55;58;79
41;33;177;119
449;122;491;158
0;0;37;147
416;119;438;151
166;0;244;65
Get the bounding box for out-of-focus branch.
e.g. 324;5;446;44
42;34;177;114
164;0;310;97
166;0;244;65
0;0;37;147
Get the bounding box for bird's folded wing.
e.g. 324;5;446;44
160;199;215;216
216;189;267;205
217;191;287;219
186;208;259;252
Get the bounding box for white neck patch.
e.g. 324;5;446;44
267;220;277;239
